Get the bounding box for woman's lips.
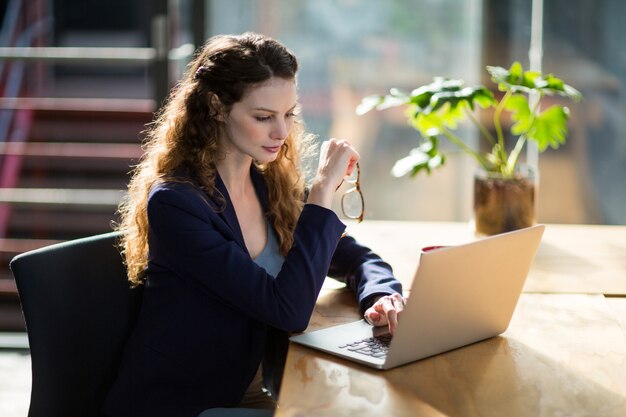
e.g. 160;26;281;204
263;145;282;154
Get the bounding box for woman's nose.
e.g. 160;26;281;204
271;120;288;140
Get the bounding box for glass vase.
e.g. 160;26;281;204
473;166;538;235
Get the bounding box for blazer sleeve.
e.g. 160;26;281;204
146;184;345;332
327;234;403;314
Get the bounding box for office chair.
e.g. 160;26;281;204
10;232;143;417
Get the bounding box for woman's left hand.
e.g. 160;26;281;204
363;293;406;335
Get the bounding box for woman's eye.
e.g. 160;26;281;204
255;116;272;122
286;112;297;119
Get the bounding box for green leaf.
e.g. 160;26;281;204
355;95;384;115
486;65;509;83
487;62;583;101
544;73;564;90
377;93;410;110
355;90;410;115
408;77;463;109
428;86;495;112
473;88;497;108
409;102;467;137
488;62;530;92
411;111;443;137
355;62;582;180
562;84;583;101
391;149;430;177
510;61;523;81
505;94;533;135
526;106;570;151
542;74;583;101
427;153;446;171
505;93;571;151
405;81;495;139
391;137;445;177
437;102;466;129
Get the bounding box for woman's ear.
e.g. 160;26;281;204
210;93;226;122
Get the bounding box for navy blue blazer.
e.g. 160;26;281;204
103;168;402;417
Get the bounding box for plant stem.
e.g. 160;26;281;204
493;90;512;172
440;127;492;170
465;108;497;146
506;135;527;176
506;94;542;175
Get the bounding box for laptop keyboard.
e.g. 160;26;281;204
338;334;392;359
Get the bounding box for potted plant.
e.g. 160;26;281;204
356;62;582;235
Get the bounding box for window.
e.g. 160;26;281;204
206;0;625;224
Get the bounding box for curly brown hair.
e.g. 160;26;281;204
116;33;314;286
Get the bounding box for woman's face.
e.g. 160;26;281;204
221;76;297;165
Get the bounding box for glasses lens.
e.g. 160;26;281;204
341;188;364;221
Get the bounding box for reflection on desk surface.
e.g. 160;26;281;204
279;222;626;416
278;294;626;417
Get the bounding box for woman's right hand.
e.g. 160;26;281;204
364;294;407;335
307;138;360;209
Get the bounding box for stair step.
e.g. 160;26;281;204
17;98;153;143
17;177;128;190
0;97;155;113
6;209;116;236
31;119;148;143
3;141;141;176
0;188;123;207
17;156;136;173
0;238;63;255
0;96;148;326
0;279;18;296
0;142;143;159
30;120;148;143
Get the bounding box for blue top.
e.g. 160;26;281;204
102;166;402;417
252;221;284;278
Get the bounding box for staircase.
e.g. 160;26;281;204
0;0;196;330
0;0;180;330
0;98;153;330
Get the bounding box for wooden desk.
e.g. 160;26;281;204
276;222;626;417
343;221;626;295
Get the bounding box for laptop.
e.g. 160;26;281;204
290;224;545;370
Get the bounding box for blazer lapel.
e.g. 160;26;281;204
214;173;246;252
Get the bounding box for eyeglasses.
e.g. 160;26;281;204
340;162;365;223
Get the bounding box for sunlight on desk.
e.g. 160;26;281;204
277;222;626;417
278;294;626;417
344;221;626;295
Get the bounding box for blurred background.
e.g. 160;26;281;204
0;0;624;331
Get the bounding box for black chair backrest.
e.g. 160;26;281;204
10;232;143;417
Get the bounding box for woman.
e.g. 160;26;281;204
103;32;403;417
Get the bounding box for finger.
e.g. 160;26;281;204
391;294;405;313
345;156;358;177
377;296;399;335
318;140;359;189
364;309;382;326
386;309;398;335
374;295;394;312
319;140;330;158
344;147;360;168
323;138;345;157
373;299;386;314
327;138;359;165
